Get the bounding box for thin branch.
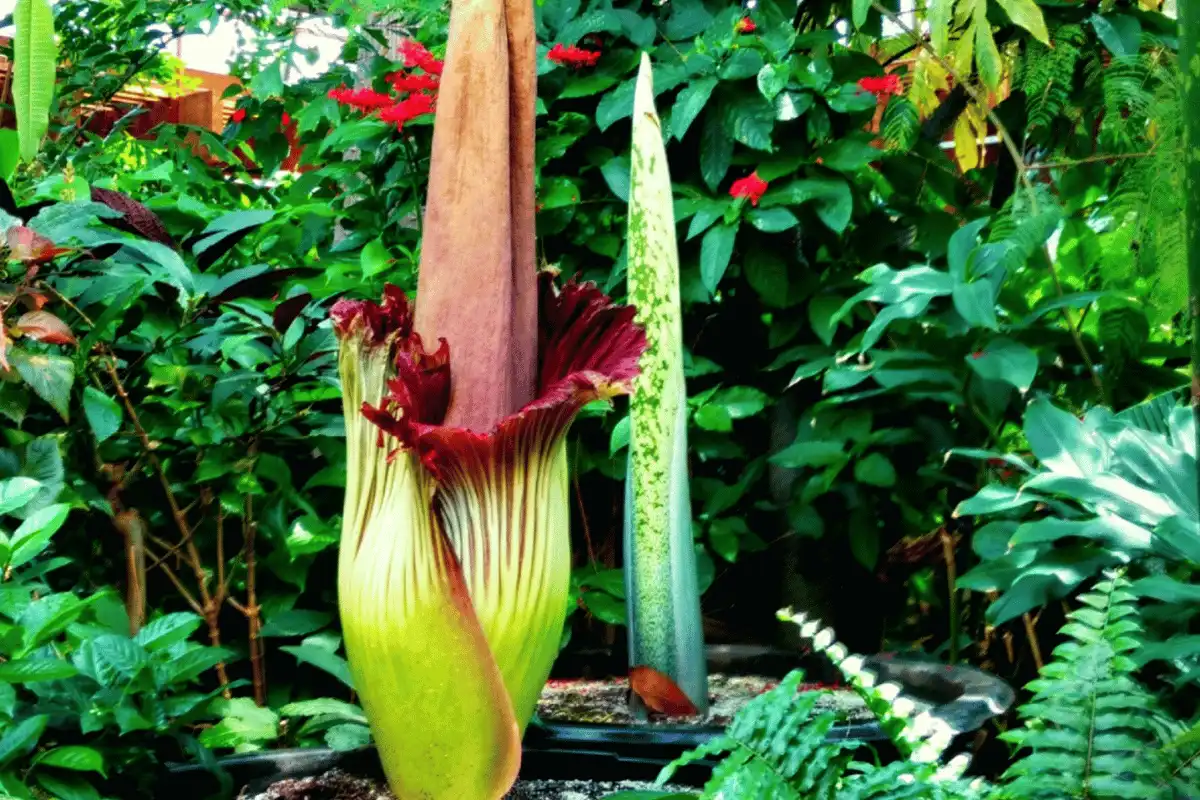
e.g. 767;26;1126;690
1022;612;1045;671
1027;150;1156;171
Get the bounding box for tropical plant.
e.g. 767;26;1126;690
12;0;56;163
331;0;644;795
996;571;1195;800
953;396;1200;678
623;54;707;715
0;474;238;800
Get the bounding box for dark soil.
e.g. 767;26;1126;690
243;770;693;800
537;672;871;726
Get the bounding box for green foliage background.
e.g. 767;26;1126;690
0;0;1196;796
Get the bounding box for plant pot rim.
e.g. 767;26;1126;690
159;654;1013;797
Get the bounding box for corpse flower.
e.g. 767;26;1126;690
332;0;645;795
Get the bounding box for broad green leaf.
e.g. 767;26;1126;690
722;94;775;151
0;131;18;181
0;478;41;516
1134;575;1200;604
974;0;1004;91
0;715;46;766
770;440;846;469
852;0;871;27
746;207;798;233
81;387;122;444
201;697;280;748
609;415;630;455
12;352;74;422
952;280;998;330
325;723;372;751
955;485;1044;517
743;250;789;306
600;154;631;202
849;519;880;570
672;78;717;140
33;747;105;776
694;404;732;432
1008;516;1151;552
1090;13;1141;59
35;772;100;800
996;0;1050;45
13;0;56;162
135;612;203;651
700;223;737;295
281;643;354;689
163;646;236;685
760;177;852;232
756;65;788;102
966;338;1038;392
0;658;76;682
279;698;367;724
854;452;897;487
360;237;391;278
816;136;879;172
929;0;953;54
76;635;147;685
596;78;636;131
1024;398;1107;478
260;609;333;638
808;295;843;347
20;592;84;649
700;112;733;190
713;387;769;419
718;50;764;81
9;502;68;568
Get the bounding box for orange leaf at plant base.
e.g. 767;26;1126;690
630;665;700;716
14;310;75;345
5;227;72;264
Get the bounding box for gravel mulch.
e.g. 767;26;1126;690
537;672;872;726
242;770;695;800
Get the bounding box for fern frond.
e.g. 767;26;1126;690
1018;24;1086;137
1000;571;1173;799
881;96;920;152
656;671;853;799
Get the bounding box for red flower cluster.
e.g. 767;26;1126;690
397;39;444;75
547;43;601;68
328;39;442;130
729;172;769;206
387;72;440;93
231;107;247;123
857;73;904;97
379;93;436;127
328;87;397;111
735;17;757;33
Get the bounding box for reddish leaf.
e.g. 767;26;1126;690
629;666;699;717
90;187;177;248
6;227;72;264
15;311;76;345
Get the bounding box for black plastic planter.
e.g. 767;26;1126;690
159;646;1014;798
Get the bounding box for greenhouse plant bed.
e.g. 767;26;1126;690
160;646;1013;799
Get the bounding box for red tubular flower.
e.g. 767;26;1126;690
328;86;396;112
230;108;246;123
547;43;602;68
397;39;445;75
387;71;441;93
378;93;436;128
857;73;904;97
730;172;769;206
735;17;757;33
282;111;291;126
